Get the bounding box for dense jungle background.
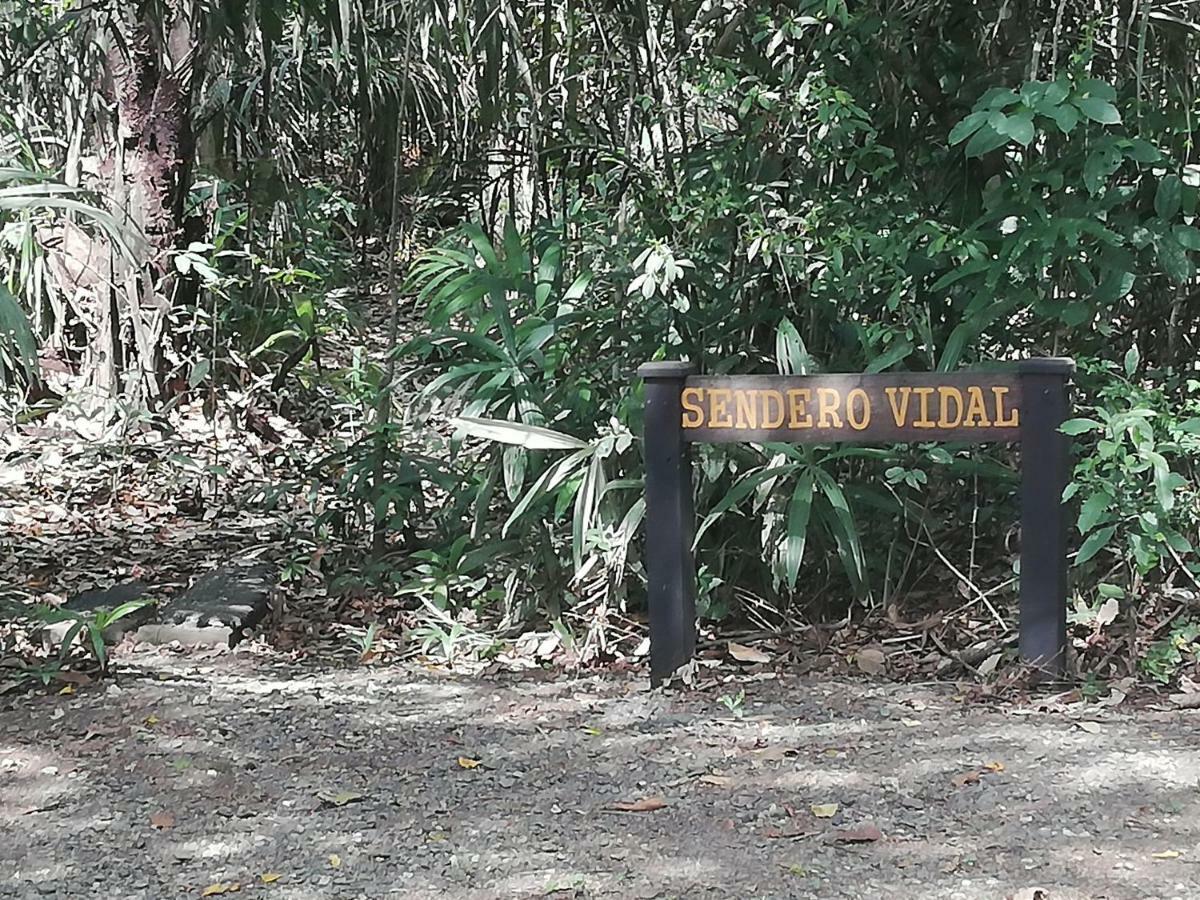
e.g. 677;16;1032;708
3;0;1200;690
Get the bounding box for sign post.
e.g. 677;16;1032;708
638;359;1074;683
638;361;698;682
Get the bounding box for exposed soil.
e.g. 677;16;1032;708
3;648;1198;900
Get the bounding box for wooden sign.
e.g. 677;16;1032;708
637;359;1075;685
680;373;1022;443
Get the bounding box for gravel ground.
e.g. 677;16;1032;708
3;649;1199;900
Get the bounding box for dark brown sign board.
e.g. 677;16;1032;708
638;359;1075;684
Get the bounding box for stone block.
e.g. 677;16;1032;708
133;561;275;648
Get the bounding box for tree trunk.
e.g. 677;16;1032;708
100;1;199;405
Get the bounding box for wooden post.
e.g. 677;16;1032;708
1018;358;1075;677
638;361;697;684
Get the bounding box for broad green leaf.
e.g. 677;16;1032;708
1083;146;1123;194
775;318;810;375
1076;524;1117;565
1042;80;1069;106
996;111;1035;146
1060;418;1103;435
1155;175;1182;220
1124;345;1140;376
813;472;866;598
964;124;1007;158
503;449;592;536
188;359;211;389
1144;449;1175;511
452;416;587;450
0;284;36;374
502;445;526;501
1077;97;1120;125
1094;268;1135;304
1155;235;1195;284
948;111;987;146
535;244;562;305
1173;225;1200;251
979;88;1019;108
1049;103;1080;134
1080;78;1117;102
572;454;604;571
783;472;814;589
561;271;592;305
865;339;912;373
695;465;797;547
937;321;973;372
1123;139;1161;163
1077;491;1112;534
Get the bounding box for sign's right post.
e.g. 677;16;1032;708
1018;357;1075;677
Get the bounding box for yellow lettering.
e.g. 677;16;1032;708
912;387;936;428
884;387;911;427
762;390;786;429
846;389;870;430
992;386;1019;427
709;388;733;428
817;388;843;428
962;386;990;427
787;389;813;428
681;387;704;428
734;390;758;429
937;387;964;429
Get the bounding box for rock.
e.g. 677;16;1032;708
42;582;157;650
134;561;274;648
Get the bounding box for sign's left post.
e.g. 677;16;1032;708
638;361;698;683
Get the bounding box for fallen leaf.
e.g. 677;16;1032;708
200;884;240;896
984;761;1005;773
58;684;75;696
1077;721;1103;734
144;714;159;727
149;810;175;829
316;789;364;807
582;726;602;736
260;873;281;884
836;822;883;843
1095;597;1119;627
763;825;816;840
329;853;342;868
53;672;93;686
752;745;796;762
1152;850;1181;860
456;756;481;769
855;648;886;675
810;803;839;818
698;774;732;787
609;796;668;812
728;641;770;664
976;652;1002;678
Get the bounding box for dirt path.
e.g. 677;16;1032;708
2;651;1198;900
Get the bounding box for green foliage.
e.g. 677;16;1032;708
1063;359;1200;584
4;596;155;680
1140;620;1200;685
6;0;1200;682
348;621;380;660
